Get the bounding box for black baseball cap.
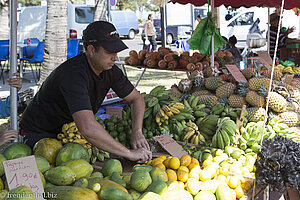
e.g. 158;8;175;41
82;21;128;53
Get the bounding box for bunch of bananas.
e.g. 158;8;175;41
282;66;295;74
155;102;185;125
212;117;238;149
88;146;110;164
293;66;300;73
274;64;285;72
182;121;205;145
57;122;91;149
196;115;219;141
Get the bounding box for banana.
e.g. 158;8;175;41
183;129;196;140
57;133;65;140
220;130;230;147
191;96;200;108
158;108;166;117
222;125;236;137
173;114;186;121
155;113;161;124
152;103;161;116
169;102;185;110
183;99;191;109
228;134;237;144
212;133;218;148
199;131;210;141
144;107;153;119
162;114;169;121
169;107;180;115
176;121;184;130
197;132;206;142
193;104;206;111
189;95;196;105
193;134;199;145
212;103;225;115
97;153;105;162
217;132;225;149
199;127;215;136
162;105;174;117
186;121;198;130
181;120;186;128
190;134;197;144
149;86;167;96
184;126;195;133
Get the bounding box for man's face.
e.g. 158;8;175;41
88;45;118;73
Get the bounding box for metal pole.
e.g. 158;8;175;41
161;5;167;47
10;0;18;141
210;0;215;67
107;0;111;22
268;7;270;54
191;4;195;33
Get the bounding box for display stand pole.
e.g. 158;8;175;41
134;68;147;88
210;0;215;67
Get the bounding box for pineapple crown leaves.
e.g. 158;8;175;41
257;86;269;97
193;78;205;88
238;80;248;88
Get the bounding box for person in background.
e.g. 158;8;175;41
20;21;152;163
225;11;232;21
269;13;300;59
228;35;242;68
194;15;202;30
0;73;22;146
143;14;157;51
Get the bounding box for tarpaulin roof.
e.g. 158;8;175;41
171;0;299;10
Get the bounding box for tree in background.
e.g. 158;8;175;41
116;0;159;13
0;0;9;39
94;0;107;21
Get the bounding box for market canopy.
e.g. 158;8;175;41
171;0;299;10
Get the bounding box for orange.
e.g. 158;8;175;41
228;176;241;189
234;185;245;199
191;157;200;165
216;174;227;182
202;159;213;168
178;166;189;173
158;155;167;161
219;167;229;177
163;156;172;168
180;155;192;167
166;169;177;181
199;169;212;182
169;157;180;170
155;163;166;171
177;170;189;182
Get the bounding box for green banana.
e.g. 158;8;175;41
193;104;206;111
149;86;166;96
217;132;225;149
173;114;186;121
152;103;161;116
220;130;230;147
212;133;218;148
147;96;159;107
199;127;215;136
188;95;196;106
183;99;191;109
194;111;208;117
191;96;200;108
144;107;153;119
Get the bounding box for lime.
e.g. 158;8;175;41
219;161;231;169
224;146;235;155
202;153;213;162
214;149;223;157
231;150;242;160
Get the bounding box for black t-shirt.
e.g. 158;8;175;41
20;54;134;137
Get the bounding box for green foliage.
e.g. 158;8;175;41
116;0;159;12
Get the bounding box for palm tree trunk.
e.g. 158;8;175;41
94;0;107;21
0;3;9;39
38;0;68;88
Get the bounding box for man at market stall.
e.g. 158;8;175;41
269;13;300;58
20;21;152;163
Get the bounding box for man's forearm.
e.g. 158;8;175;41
130;95;145;134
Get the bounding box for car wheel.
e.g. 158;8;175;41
166;34;173;44
128;30;135;39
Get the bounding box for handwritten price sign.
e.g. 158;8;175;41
154;135;188;158
3;155;45;200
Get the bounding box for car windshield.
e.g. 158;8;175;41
153;19;161;27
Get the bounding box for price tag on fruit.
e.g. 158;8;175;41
225;65;247;82
3;155;45;200
106;106;123;118
154;134;188;158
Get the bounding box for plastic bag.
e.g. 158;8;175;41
145;39;150;45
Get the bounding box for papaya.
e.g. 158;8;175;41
133;165;153;172
35;155;50;173
55;142;89;166
101;159;122;177
138;192;164;200
215;183;233;200
110;172;126;188
45;166;76;186
0;154;6;177
87;178;127;193
128;189;141;200
122;172;132;188
0;190;8;200
145;180;167;195
90;172;103;178
100;188;132;200
194;190;216;200
73;178;89;188
61;159;93;180
33;138;62;165
3;143;32;160
130;170;152;193
149;167;168;182
45;186;98;200
0;179;3;190
4;186;36;200
39;170;46;188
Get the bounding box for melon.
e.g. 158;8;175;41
2;142;32;160
33;138;62;165
55;143;89;166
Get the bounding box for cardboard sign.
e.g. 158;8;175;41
154;134;188;158
3;156;45;200
225;65;247;82
257;51;273;65
106;106;123;118
284;74;294;84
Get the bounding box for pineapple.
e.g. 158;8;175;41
178;79;193;93
215;83;235;98
204;77;222;91
228;95;246;108
193;78;205;89
247;107;266;122
192;90;210;96
171;85;182;99
248;77;271;91
267;92;287;112
257;86;269;97
198;95;219;108
241;68;257;80
189;70;204;80
236;80;248;97
246;91;265;107
278;112;299;127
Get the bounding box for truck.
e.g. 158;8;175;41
17;4;139;43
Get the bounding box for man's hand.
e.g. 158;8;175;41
286;26;295;35
126;148;152;163
131;129;150;150
7;73;22;92
0;130;18;146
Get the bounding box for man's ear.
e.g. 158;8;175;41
87;45;95;56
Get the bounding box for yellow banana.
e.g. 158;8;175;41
158;108;166;117
163;114;169;121
169;107;180;115
198;133;205;142
184;127;194;133
186;121;198;130
190;134;196;144
73;138;88;145
171;102;185;110
183;129;195;140
62;124;69;132
155;113;161;124
193;134;199;145
62;138;68;144
162;105;174;117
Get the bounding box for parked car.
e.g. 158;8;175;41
111;10;139;39
141;19;192;44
